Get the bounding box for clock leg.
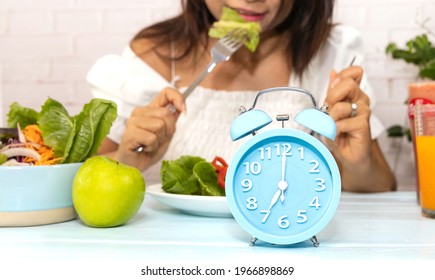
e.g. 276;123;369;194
310;235;320;247
249;236;257;246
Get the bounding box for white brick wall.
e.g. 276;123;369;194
333;0;435;189
1;0;433;188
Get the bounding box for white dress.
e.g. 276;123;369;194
87;25;384;184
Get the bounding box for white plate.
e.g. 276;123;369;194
147;184;232;218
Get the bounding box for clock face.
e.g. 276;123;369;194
226;129;341;245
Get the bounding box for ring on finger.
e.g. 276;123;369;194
134;145;145;153
350;102;357;118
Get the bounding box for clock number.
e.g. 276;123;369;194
309;160;320;173
298;147;304;160
274;144;280;156
309;196;321;210
297;210;308;224
241;179;253;192
277;215;290;229
246;197;258;210
243;161;262;175
274;143;292;157
258;147;271;160
281;143;292;156
315;178;326;191
260;210;271;223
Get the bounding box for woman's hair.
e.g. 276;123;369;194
132;0;335;76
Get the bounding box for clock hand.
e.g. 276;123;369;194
281;152;286;181
267;189;282;211
279;152;288;202
260;189;282;223
261;153;288;223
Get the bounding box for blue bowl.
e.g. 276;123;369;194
0;163;82;226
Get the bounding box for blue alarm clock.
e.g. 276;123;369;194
225;87;341;247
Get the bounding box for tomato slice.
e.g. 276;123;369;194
211;156;228;189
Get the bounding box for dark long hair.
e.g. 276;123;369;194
132;0;335;76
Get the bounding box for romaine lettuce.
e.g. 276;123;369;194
208;6;261;52
38;98;75;159
7;97;117;164
161;155;225;196
63;99;117;163
7;102;39;129
193;161;225;196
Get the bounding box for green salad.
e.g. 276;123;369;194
4;98;117;164
161;155;226;196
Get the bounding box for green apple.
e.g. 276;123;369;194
72;156;145;227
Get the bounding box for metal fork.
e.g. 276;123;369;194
181;29;248;98
134;29;247;153
166;29;247;112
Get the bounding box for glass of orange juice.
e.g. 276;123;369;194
414;100;435;218
408;81;435;204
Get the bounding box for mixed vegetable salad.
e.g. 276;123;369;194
0;124;59;166
160;155;228;197
0;98;117;166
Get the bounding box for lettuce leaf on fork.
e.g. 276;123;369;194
208;6;261;52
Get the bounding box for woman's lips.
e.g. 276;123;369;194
236;9;267;22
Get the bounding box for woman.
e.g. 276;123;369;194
87;0;396;192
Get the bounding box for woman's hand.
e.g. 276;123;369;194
324;66;371;166
324;66;396;192
115;87;186;171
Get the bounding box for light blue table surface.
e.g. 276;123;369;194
1;191;434;262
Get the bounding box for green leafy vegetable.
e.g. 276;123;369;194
38;98;75;158
7;102;39;128
161;155;225;196
63;99;117;163
386;34;435;80
208;6;261;52
161;156;203;195
7;97;117;164
193;161;225;196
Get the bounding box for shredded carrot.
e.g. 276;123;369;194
22;125;62;165
23;125;43;144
